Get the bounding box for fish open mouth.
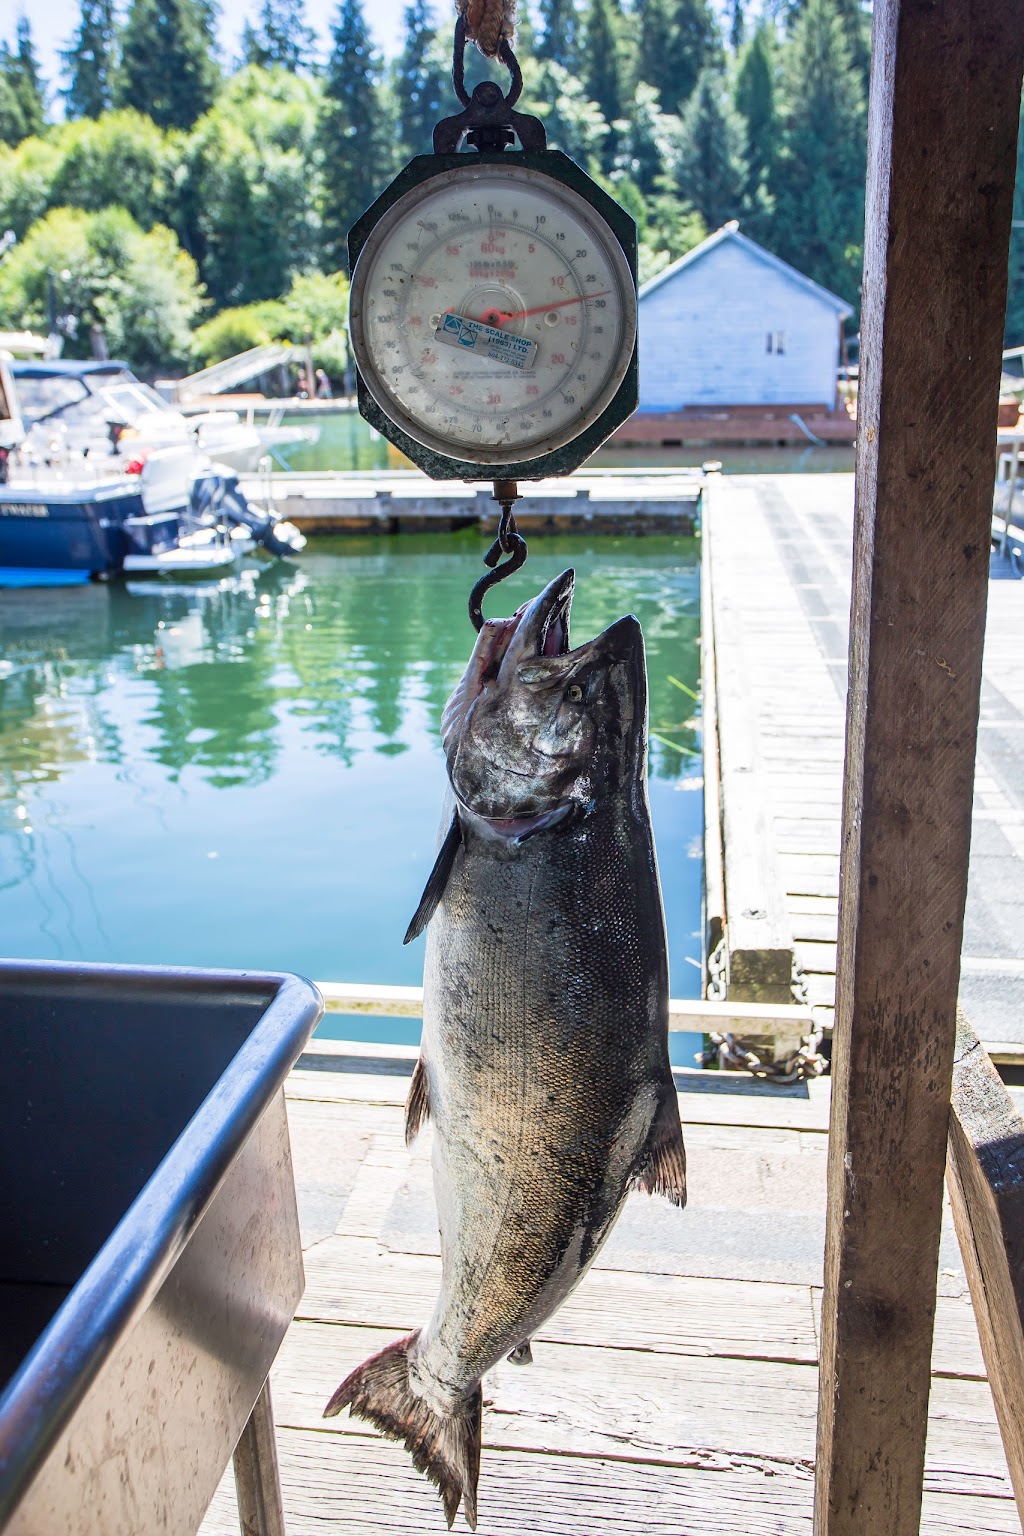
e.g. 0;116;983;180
537;569;574;658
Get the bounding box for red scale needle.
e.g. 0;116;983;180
456;291;612;328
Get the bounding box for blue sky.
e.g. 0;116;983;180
0;0;446;103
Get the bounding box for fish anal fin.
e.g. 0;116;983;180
635;1086;687;1208
404;814;462;945
324;1330;482;1530
507;1339;533;1365
405;1056;431;1146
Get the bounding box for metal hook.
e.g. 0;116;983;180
469;483;527;631
451;15;523;109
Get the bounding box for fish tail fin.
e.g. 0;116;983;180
635;1084;688;1208
323;1331;482;1530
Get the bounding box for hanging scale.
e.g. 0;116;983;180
346;0;639;626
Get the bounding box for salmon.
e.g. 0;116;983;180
324;568;686;1527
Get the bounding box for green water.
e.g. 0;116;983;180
0;535;704;1061
269;405;856;476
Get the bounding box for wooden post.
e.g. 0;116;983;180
814;3;1024;1534
947;1013;1024;1519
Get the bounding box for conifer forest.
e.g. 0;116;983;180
0;0;1019;374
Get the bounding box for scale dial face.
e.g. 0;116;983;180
349;162;637;467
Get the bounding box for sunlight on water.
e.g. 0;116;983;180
0;533;704;1063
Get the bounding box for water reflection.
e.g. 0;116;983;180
0;535;701;1004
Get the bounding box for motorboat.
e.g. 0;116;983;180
0;364;306;584
10;360;317;474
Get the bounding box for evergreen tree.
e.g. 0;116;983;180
582;0;625;168
242;0;316;72
729;0;744;50
7;17;45;138
614;81;676;195
770;0;866;300
62;0;119;118
117;0;220;130
521;57;607;169
392;0;448;158
734;23;775;200
672;66;745;230
537;0;579;71
636;0;722;114
320;0;395;268
0;61;26;147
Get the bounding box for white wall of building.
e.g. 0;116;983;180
638;238;844;411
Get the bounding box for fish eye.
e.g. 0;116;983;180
566;684;583;703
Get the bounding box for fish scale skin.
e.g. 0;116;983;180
412;791;672;1411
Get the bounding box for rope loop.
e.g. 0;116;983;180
455;0;517;59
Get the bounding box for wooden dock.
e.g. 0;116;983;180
197;1039;1017;1534
240;469;701;535
704;472;1024;1060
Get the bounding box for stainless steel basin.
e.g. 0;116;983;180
0;960;323;1535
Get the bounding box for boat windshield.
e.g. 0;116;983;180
14;369;173;430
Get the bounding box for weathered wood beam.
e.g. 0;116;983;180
814;2;1024;1532
947;1013;1024;1519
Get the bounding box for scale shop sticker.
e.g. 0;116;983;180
434;313;537;371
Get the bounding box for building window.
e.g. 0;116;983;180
765;331;786;355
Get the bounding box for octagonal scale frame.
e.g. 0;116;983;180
347;150;639;482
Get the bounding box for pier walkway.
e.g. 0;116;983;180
705;473;1024;1059
197;1040;1016;1534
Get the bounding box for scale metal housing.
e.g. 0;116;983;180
347;147;639;482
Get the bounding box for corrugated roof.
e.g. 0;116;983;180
639;222;854;318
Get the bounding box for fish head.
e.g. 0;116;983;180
443;568;648;837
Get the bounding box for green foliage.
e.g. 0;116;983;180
392;0;449;159
320;0;396;269
241;0;317;73
0;206;204;370
537;0;580;70
1006;95;1024;348
0;112;177;241
190;299;285;363
671;67;746;232
182;67;322;307
0;18;47;147
582;0;627;168
734;24;776;200
636;0;722;115
117;0;221;130
62;0;119;119
614;81;678;196
190;269;349;368
769;0;866;302
520;59;607;172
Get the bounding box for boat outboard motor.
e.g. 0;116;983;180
212;473;307;559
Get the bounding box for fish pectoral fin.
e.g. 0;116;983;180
634;1085;688;1208
405;1056;431;1145
507;1339;534;1365
404;813;463;944
324;1330;483;1530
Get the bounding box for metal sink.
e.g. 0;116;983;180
0;959;323;1535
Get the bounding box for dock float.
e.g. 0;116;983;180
704;471;1024;1063
239;468;702;535
196;1033;1016;1534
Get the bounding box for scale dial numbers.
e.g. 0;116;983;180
349;165;636;466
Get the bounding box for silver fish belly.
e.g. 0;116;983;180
325;569;686;1528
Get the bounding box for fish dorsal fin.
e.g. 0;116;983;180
405;1056;431;1145
403;813;462;944
633;1083;687;1208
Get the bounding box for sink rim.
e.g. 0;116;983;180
0;958;323;1522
